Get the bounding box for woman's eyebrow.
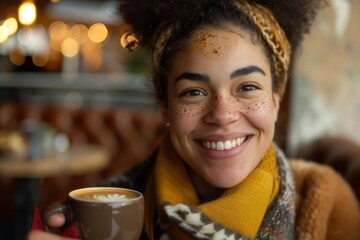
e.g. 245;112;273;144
175;72;210;83
230;65;266;79
174;66;265;84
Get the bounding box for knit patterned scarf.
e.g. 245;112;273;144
145;142;295;239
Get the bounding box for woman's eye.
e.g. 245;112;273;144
179;88;206;97
239;83;260;92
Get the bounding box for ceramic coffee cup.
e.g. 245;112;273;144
46;187;144;240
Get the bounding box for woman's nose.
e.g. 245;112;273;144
203;95;240;126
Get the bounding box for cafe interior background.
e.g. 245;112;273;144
0;0;359;239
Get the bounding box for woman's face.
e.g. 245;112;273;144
165;26;280;188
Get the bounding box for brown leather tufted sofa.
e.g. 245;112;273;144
0;102;165;215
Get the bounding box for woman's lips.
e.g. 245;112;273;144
195;134;251;159
200;136;247;151
197;135;253;159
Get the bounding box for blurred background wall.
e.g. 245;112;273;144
289;0;360;156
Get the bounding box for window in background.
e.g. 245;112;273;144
289;0;360;155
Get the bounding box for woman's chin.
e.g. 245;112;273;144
206;172;247;189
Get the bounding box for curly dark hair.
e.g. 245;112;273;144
118;0;326;105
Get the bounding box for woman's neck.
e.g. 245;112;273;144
186;166;226;203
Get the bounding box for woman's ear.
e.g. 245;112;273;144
273;93;280;122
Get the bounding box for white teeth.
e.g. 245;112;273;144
217;142;224;150
211;142;216;150
224;141;232;150
202;137;246;151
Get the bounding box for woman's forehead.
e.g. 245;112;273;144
184;27;255;57
174;27;266;70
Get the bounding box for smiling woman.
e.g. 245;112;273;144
166;27;278;190
28;0;360;240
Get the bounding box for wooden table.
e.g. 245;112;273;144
0;145;110;178
0;145;110;240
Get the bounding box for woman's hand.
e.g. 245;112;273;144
27;212;74;240
46;212;66;228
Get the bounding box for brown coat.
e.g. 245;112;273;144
290;160;360;240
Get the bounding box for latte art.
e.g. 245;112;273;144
93;193;129;202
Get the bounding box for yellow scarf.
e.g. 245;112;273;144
145;141;279;239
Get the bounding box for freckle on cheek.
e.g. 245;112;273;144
169;103;209;121
262;95;274;113
254;95;273;116
235;95;274;115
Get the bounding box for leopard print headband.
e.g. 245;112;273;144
121;0;291;97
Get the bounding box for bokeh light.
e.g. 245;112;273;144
18;1;37;26
88;23;108;43
49;21;69;42
69;24;88;44
9;46;26;65
32;50;50;67
61;38;79;58
3;18;18;36
0;26;9;43
17;27;34;45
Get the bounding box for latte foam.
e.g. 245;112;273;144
70;187;140;203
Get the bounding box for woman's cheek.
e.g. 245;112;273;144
168;102;208;131
237;94;276;126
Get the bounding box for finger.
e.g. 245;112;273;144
27;230;67;240
47;212;66;228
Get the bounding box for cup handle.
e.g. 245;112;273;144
43;201;73;233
